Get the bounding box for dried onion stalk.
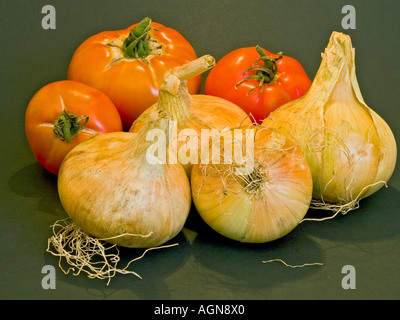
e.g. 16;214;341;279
130;55;252;176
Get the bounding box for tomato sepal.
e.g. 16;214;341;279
53;109;89;143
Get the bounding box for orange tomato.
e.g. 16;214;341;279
68;17;200;130
25;80;123;175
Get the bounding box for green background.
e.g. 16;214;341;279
1;0;399;299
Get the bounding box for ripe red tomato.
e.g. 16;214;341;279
68;17;201;130
25;80;123;175
204;46;312;124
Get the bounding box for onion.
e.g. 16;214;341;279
57;113;191;248
130;55;253;175
190;126;313;243
262;32;397;214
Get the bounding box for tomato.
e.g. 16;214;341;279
204;46;312;124
25;80;123;175
68;17;201;130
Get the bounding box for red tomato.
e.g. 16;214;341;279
204;46;312;123
25;80;123;175
68;17;200;130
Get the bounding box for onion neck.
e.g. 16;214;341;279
158;82;192;123
157;55;215;125
131;112;171;163
306;32;355;99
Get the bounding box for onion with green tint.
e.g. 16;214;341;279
263;32;397;214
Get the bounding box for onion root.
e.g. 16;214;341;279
46;218;179;285
262;258;323;268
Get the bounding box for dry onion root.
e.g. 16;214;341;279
262;32;397;217
46;218;178;285
262;258;323;268
191;125;313;243
305;181;388;220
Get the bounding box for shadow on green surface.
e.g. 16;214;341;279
186;208;324;294
8;163;400;299
300;185;400;243
8;162;63;217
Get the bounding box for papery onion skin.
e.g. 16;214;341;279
129;55;253;176
131;94;251;134
262;32;397;207
190;127;313;243
58;131;191;248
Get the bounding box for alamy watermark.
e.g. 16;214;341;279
41;265;56;289
145;120;255;175
341;265;356;290
342;5;356;30
41;5;56;30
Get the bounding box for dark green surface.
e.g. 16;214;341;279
1;0;399;300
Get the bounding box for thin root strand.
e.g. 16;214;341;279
262;258;323;268
301;181;388;223
46;218;178;285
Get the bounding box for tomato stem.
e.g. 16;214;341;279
235;45;283;96
123;17;153;59
53;110;89;143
